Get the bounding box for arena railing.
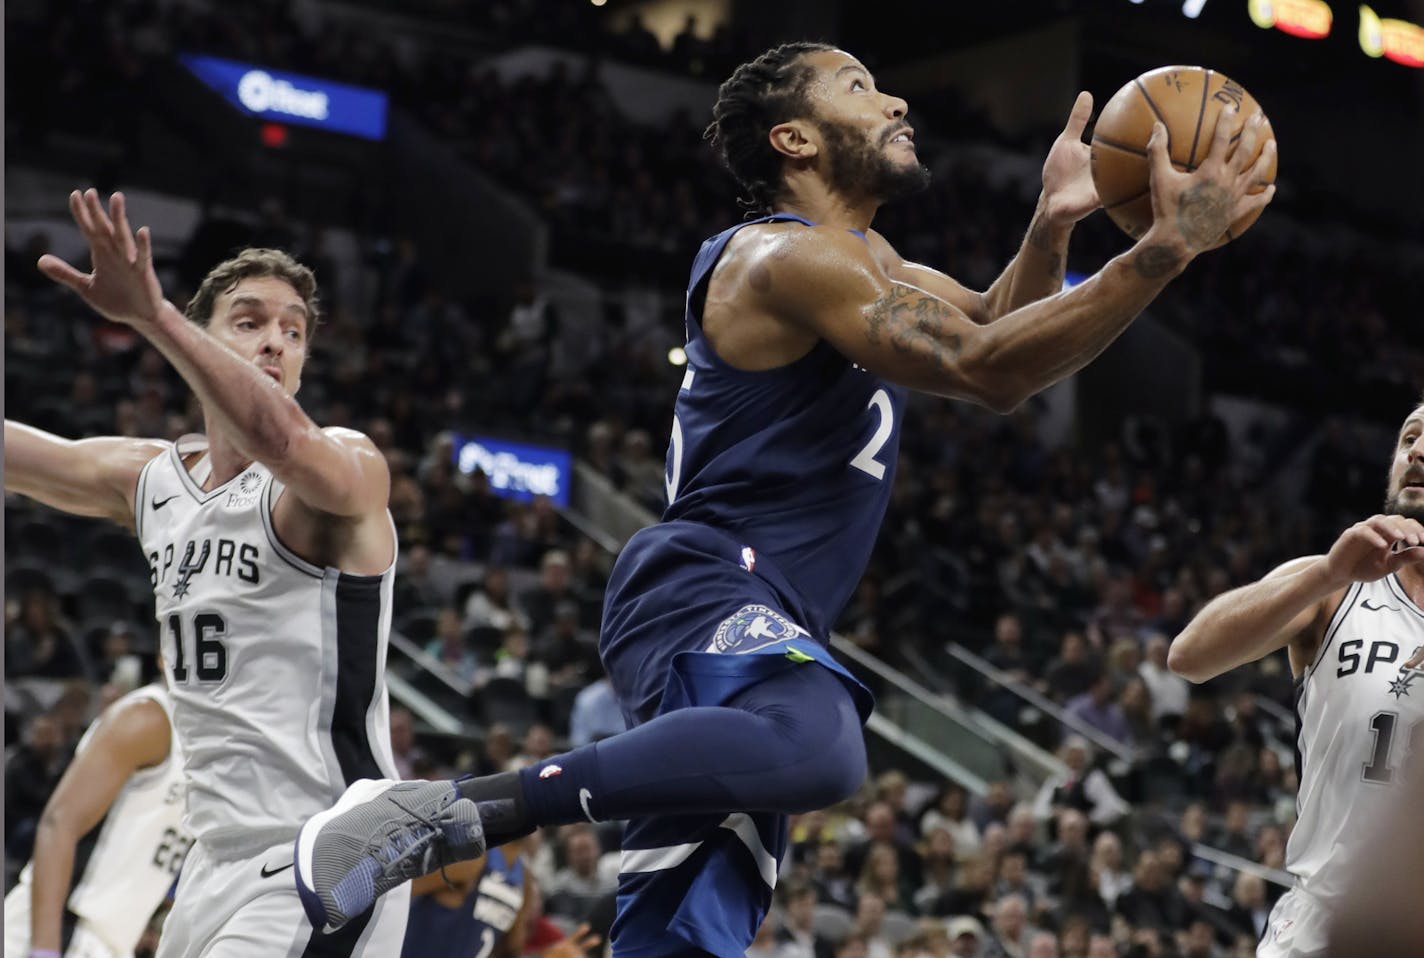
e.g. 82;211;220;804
942;641;1140;767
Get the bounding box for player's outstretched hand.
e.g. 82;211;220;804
1144;106;1277;255
1040;91;1099;225
38;189;167;329
1323;514;1424;593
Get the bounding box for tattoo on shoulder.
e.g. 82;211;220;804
866;284;964;375
1133;244;1183;280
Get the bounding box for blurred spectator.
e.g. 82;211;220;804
947;916;989;958
1089;832;1132;911
920;783;982;859
511;723;557;770
1114;851;1187;937
986;893;1038;958
915;826;959;914
1064;676;1132;748
522;549;579;639
5;713;70;854
545;824;617;924
1033;738;1129;826
1138;634;1189;723
852;892;893;958
847;802;924;890
7;589;87;679
858;842;917;915
569;676;625;746
1043;632;1100;704
389;706;427;779
424;607;479;685
776;882;834;958
811;840;859;912
462;566;530;634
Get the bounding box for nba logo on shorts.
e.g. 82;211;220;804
740;546;756;572
710;604;801;654
539;764;563;779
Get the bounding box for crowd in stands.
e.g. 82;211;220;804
8;2;1424;957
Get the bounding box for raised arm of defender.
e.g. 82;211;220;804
1169;515;1424;683
34;190;389;523
756;108;1274;411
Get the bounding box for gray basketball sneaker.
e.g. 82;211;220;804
294;778;486;931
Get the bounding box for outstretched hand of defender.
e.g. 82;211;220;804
38;189;166;329
1322;514;1424;592
1040;91;1099;225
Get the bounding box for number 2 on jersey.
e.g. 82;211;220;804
850;389;894;480
167;611;230;683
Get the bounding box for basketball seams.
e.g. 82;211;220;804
1104;186;1150;210
1090;134;1148;158
1133;79;1170;155
1187;69;1211;169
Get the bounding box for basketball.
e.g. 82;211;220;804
1090;65;1276;243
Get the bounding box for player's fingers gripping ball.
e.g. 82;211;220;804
1090;65;1277;244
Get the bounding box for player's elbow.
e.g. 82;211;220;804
1166;639;1212;684
954;338;1031;414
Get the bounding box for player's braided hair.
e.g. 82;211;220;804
704;41;835;217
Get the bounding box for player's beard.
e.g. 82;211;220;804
1384;489;1424;523
816;117;930;204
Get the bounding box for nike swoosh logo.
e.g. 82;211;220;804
260;861;294;878
579;788;596;823
1361;599;1402;612
152;495;180;511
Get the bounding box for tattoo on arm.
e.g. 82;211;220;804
1133;244;1184;279
1027;215;1067;286
865;284;965;376
1175;183;1231;251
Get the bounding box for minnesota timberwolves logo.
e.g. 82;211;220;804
1389;649;1423;700
226;469;263;509
709;604;804;654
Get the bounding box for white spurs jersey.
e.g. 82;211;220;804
133;435;397;857
5;684;189;958
1288;574;1424;903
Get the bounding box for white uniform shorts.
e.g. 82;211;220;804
1258;887;1331;958
155;838;409;958
4;887;127;958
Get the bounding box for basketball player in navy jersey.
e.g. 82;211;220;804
297;42;1276;956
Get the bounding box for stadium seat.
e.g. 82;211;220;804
475;676;539;735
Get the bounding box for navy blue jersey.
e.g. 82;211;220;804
401;848;525;958
661;214;906;637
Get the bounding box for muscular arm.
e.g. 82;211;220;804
759;224;1191;413
984;197;1073;319
866;199;1071;328
1167;556;1340;683
140;304;389;519
29;698;171;952
3;421;165;527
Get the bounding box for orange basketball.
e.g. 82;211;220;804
1090;66;1277;244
